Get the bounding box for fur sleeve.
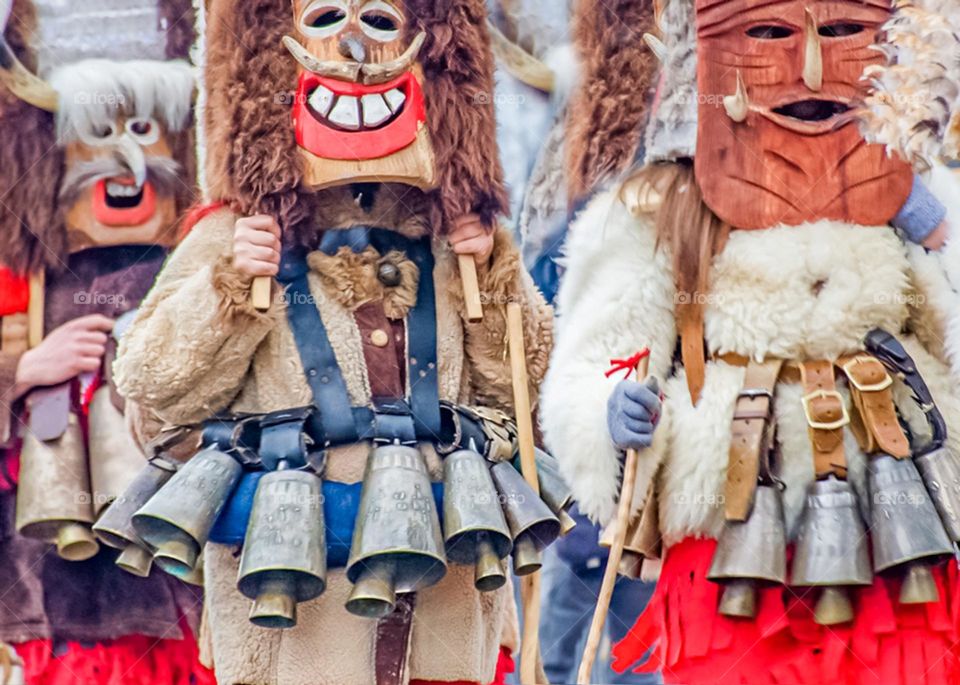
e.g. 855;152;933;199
540;188;678;524
904;166;960;377
459;225;554;411
113;210;281;425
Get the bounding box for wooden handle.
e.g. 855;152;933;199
577;356;650;684
250;276;272;311
459;254;484;323
27;271;44;348
507;302;542;684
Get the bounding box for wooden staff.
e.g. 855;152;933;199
577;352;651;684
27;271;44;348
506;302;542;684
459;255;484;323
251;276;272;311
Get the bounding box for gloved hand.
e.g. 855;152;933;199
606;377;661;451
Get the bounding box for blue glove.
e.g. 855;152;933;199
606;378;661;451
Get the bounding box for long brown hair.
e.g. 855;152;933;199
620;161;729;402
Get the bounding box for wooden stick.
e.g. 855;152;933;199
577;355;650;684
250;276;272;311
27;271;44;348
459;254;484;323
506;302;542;684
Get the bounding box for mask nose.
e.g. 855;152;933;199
338;33;367;63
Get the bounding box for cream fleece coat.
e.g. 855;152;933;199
542;166;960;550
114;208;552;685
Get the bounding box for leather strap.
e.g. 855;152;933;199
0;314;28;355
375;593;415;685
725;358;783;521
864;328;947;453
798;360;849;478
679;307;706;405
258;407;315;471
836;354;910;458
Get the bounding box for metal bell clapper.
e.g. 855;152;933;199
94;456;179;577
16;413;99;561
443;445;512;592
867;453;953;604
791;476;873;625
490;460;561;576
345;443;447;619
708;484;787;619
133;444;243;578
237;463;327;628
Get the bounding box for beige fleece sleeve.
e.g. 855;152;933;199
113;209;281;425
457;225;554;412
0;351;22;445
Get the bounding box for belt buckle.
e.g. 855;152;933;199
841;356;893;393
801;390;850;431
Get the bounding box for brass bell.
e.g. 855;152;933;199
94;457;179;577
914;446;960;542
87;386;147;515
867;453;953;604
442;448;512;592
16;414;99;561
791;476;872;625
345;444;447;619
530;449;576;535
181;552;205;587
490;461;561;576
707;485;787;618
132;446;242;579
238;468;327;628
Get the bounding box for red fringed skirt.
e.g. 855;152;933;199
14;633;215;685
612;537;960;685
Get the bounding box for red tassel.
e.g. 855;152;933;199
0;268;29;317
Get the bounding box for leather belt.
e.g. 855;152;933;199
798;360;849;478
375;593;415;685
836;354;910;458
725;358;783;521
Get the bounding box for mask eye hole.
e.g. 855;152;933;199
80;121;119;146
746;24;794;39
359;1;402;41
818;22;865;37
300;1;348;37
125;117;160;145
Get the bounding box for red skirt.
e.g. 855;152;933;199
612;537;960;685
14;633;215;685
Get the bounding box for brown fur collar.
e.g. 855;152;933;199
0;0;64;275
203;0;507;243
308;247;419;318
565;0;657;205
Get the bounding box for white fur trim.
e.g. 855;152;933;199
49;59;196;143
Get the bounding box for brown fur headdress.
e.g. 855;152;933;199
201;0;507;242
564;0;658;205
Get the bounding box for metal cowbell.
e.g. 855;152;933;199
132;446;242;578
94;457;179;577
443;448;512;592
914;446;960;542
791;476;872;625
707;485;787;618
867;453;953;604
346;444;447;619
490;460;561;576
238;469;327;628
87;386;147;515
16;414;99;561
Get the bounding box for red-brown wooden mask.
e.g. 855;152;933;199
693;0;913;229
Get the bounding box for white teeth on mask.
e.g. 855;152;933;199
383;88;406;113
361;94;392;127
308;85;335;116
106;182;142;197
328;95;361;130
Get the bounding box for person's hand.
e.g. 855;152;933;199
922;219;949;251
233;215;281;278
13;314;115;398
449;214;494;268
607;379;661;451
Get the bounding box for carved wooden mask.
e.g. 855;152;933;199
62;116;178;253
287;0;437;190
693;0;912;229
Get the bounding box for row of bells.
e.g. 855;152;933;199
708;447;960;625
92;441;573;628
14;389;150;563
